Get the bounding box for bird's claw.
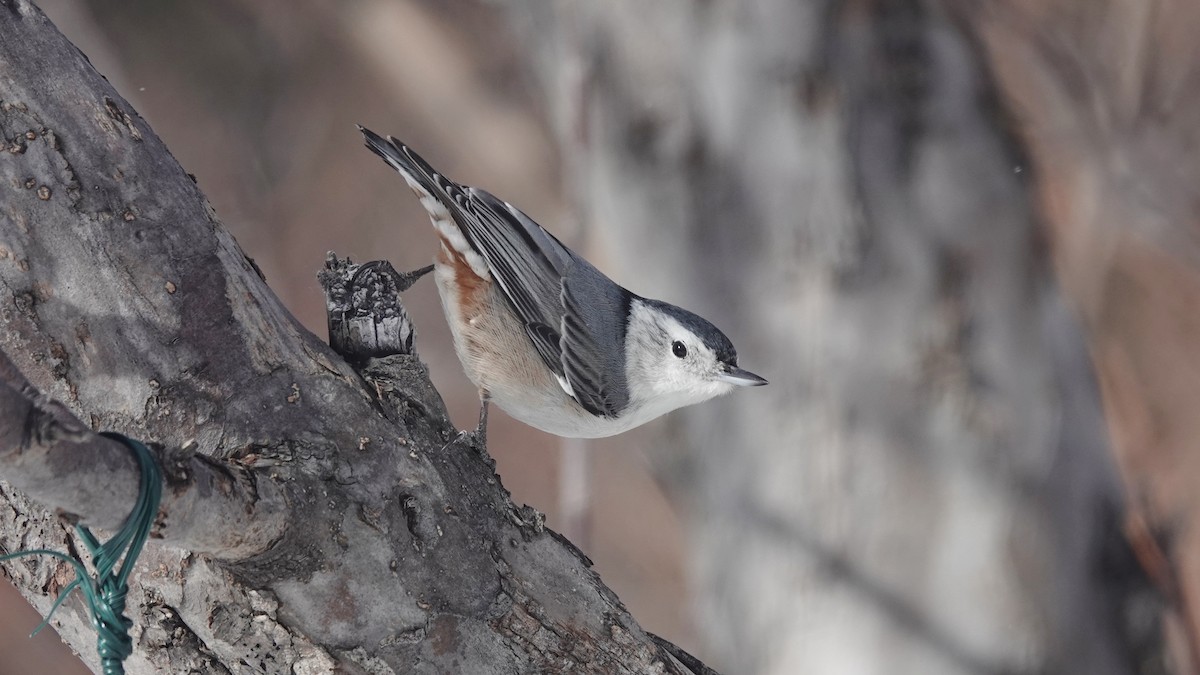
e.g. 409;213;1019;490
439;426;486;453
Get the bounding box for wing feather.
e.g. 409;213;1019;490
359;127;632;416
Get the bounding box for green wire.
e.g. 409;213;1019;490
0;433;162;675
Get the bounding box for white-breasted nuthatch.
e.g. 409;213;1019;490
359;127;766;440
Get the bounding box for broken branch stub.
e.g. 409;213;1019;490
319;253;433;360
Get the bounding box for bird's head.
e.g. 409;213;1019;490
625;298;766;414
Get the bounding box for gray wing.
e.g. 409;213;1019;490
457;189;632;417
559;261;632;417
453;187;569;367
357;127;630;417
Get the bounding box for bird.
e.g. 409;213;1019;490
358;126;766;442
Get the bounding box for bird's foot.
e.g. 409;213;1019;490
440;396;490;452
468;396;490;451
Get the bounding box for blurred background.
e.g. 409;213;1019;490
4;0;1200;673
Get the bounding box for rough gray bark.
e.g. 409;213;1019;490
501;1;1159;673
0;349;287;557
0;1;709;673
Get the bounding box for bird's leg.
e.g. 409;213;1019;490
472;390;491;449
442;391;491;452
393;263;435;291
351;261;434;293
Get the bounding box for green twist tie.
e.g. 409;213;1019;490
0;432;162;675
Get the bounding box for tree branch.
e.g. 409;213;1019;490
0;1;713;672
0;347;288;558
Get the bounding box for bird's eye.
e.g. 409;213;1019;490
672;341;687;358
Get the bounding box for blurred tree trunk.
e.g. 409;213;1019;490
502;1;1168;673
953;2;1200;671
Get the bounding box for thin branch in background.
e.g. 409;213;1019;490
741;498;1023;675
555;5;597;552
559;437;591;546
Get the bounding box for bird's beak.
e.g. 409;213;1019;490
718;365;768;387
